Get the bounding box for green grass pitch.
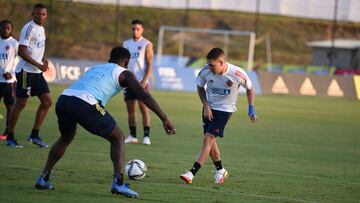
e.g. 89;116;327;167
0;85;359;203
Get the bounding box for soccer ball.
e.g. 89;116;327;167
125;159;147;180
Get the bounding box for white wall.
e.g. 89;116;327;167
72;0;360;22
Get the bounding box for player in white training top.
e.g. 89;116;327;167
123;19;154;145
180;48;258;184
6;3;51;148
0;20;18;140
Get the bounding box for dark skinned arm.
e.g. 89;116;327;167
18;45;48;72
119;70;175;135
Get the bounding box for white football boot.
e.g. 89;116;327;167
143;137;151;145
214;168;229;184
180;171;194;184
124;135;139;144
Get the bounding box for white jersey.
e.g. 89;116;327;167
196;62;252;113
123;37;150;81
0;36;18;83
16;20;46;73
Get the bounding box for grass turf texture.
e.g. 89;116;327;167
0;85;359;203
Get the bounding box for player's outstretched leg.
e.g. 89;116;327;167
214;168;228;184
35;128;76;190
111;179;139;198
35;173;54;190
109;126;139;198
180;134;216;184
180;171;194;184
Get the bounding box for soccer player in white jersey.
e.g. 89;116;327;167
34;47;176;198
123;19;154;145
6;3;51;148
0;20;18;140
180;48;258;184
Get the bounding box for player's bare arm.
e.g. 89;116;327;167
246;86;258;122
18;45;48;72
142;41;154;86
4;59;13;79
42;57;49;67
197;86;213;121
119;70;175;135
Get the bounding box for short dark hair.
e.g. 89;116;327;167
131;19;143;26
33;3;47;10
109;47;130;63
206;48;225;60
0;20;12;28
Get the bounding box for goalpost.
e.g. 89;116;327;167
156;25;257;70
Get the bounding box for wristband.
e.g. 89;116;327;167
248;105;255;116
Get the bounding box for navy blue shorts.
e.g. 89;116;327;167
16;69;50;98
0;82;16;105
203;109;232;138
55;95;117;141
124;83;149;101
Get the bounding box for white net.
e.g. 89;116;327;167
156;26;256;70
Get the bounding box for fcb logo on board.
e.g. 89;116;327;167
226;80;233;87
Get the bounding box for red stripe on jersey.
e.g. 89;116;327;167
10;83;14;97
235;70;247;81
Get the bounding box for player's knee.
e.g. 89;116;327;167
5;104;13;111
109;134;123;144
203;134;215;145
139;106;148;114
41;99;52;108
15;100;27;110
60;136;72;145
108;127;124;143
127;106;135;114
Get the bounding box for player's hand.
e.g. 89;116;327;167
163;119;176;135
3;72;12;80
248;105;258;122
140;80;147;88
38;60;49;72
203;104;213;121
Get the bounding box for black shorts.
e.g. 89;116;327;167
124;83;149;101
0;82;16;105
55;95;117;140
203;109;232;138
16;69;50;98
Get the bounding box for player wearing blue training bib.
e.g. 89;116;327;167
34;47;176;199
181;48;258;185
